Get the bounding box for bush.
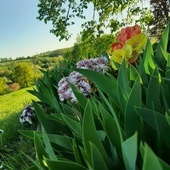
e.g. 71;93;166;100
12;62;35;88
20;23;170;170
0;77;10;95
9;83;20;92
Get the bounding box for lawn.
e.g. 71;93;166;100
0;87;37;169
0;86;37;122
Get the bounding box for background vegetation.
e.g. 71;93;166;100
0;87;37;169
0;47;72;95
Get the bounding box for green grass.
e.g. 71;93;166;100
0;86;37;121
0;87;38;169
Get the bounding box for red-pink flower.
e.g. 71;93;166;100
118;25;141;44
110;25;147;69
111;42;124;51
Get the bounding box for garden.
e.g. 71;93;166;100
10;23;170;169
0;0;169;169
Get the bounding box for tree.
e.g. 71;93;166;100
72;34;115;59
13;62;35;88
0;57;12;62
37;0;151;40
149;0;170;37
0;77;9;95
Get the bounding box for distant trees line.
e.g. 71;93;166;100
0;47;73;63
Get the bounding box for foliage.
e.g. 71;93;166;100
0;137;35;170
149;0;169;37
0;77;9;95
12;62;35;88
0;87;37;169
72;34;115;59
19;22;170;169
0;50;69;95
0;57;12;62
37;0;151;40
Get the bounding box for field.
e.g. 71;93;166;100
0;87;38;169
1;86;37;116
0;86;38;135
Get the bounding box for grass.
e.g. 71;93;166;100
0;86;37;120
0;87;38;169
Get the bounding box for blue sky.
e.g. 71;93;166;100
0;0;81;59
0;0;150;60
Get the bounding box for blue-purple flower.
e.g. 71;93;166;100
19;104;34;124
58;57;108;102
58;71;91;102
76;57;108;74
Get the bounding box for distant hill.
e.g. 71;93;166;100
0;46;74;95
0;46;73;63
32;46;73;58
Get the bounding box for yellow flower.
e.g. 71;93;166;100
125;33;147;54
123;44;132;59
110;44;132;69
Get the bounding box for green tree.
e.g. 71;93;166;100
13;62;35;88
37;0;151;40
71;43;82;60
0;77;9;95
71;34;114;59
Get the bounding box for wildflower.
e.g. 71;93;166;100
58;71;91;103
19;104;34;124
76;57;108;74
58;57;108;102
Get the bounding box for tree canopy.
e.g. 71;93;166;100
37;0;152;40
13;62;35;88
0;77;8;95
149;0;170;37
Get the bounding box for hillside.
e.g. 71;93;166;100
0;46;73;63
0;46;73;95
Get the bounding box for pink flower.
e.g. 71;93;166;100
58;57;108;102
117;25;141;44
57;71;91;103
76;57;108;73
110;25;147;69
111;42;124;51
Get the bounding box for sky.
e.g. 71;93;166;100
0;0;150;60
0;0;83;59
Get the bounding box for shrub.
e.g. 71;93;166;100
9;83;20;92
0;77;10;95
12;62;35;88
20;23;170;170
